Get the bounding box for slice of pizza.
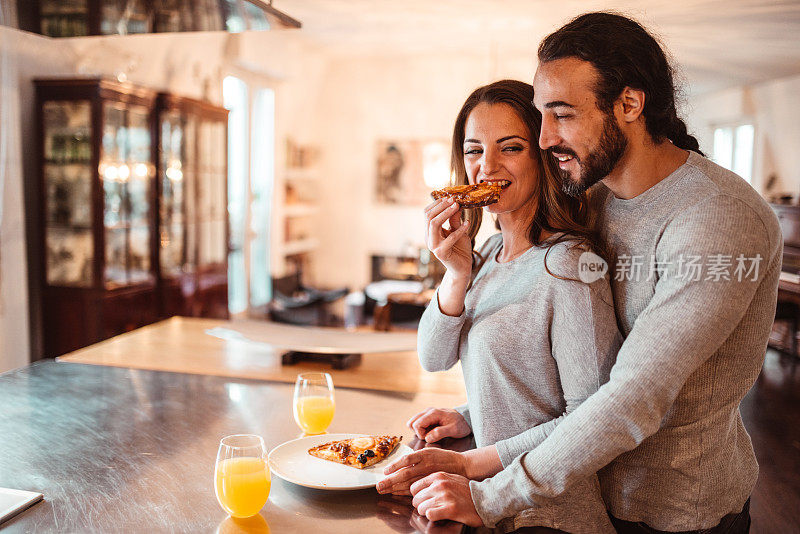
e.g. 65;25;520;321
308;435;402;469
431;181;505;208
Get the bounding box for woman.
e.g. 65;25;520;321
376;80;621;534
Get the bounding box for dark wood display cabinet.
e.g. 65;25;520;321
34;79;229;358
155;93;229;320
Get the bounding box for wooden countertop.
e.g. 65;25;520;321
58;317;467;397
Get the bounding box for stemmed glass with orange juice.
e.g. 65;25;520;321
215;434;271;518
293;372;335;434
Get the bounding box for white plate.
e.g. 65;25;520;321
268;433;412;490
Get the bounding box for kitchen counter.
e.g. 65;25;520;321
0;360;466;533
58;316;466;396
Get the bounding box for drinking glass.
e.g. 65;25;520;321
214;434;270;518
293;372;335;434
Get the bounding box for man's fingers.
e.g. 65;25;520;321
385;481;413;496
424;505;451;523
423;424;454;443
411;411;444;440
410;472;440;496
406;408;435;433
411;482;437;509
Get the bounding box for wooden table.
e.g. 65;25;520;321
59;317;466;396
0;361;467;533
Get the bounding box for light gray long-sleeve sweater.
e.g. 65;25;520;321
417;234;622;534
471;151;782;531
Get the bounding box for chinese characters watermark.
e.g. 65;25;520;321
577;253;762;283
613;254;762;283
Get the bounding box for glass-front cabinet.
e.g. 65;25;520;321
28;0;226;37
35;79;229;358
155;94;229;319
101;101;154;287
42;100;93;286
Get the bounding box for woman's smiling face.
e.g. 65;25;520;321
463;102;539;216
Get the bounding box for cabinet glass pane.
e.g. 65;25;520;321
184;116;198;270
129;225;151;283
160;111;185;276
198;122;211;264
153;0;184;32
127;106;152;281
105;228;127;286
47;228;93;286
221;0;246;33
40;0;87;37
102;104;127;285
43;100;93;286
101;102;153;286
100;0;150;35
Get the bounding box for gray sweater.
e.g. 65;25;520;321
471;152;782;531
417;234;622;534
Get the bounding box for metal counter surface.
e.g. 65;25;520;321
0;361;466;533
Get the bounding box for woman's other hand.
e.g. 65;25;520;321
407;407;471;443
376;448;467;495
425;199;472;280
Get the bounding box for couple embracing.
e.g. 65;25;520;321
376;12;779;534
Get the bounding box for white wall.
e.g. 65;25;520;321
686;73;800;197
309;52;536;290
0;27;76;373
0;28;324;369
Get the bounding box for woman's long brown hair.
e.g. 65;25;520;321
449;80;607;275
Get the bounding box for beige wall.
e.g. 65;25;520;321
685;73;800;197
309;52;535;290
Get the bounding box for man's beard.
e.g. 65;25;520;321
558;114;627;197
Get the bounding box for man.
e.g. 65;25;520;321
384;12;780;533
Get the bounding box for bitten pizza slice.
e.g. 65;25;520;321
307;435;402;469
430;181;505;208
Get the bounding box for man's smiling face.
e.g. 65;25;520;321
533;57;628;196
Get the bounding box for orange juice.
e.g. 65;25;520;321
215;457;270;518
293;395;335;434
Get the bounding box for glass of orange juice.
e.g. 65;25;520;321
293;372;335;434
215;434;270;518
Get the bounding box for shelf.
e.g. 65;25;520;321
283;238;319;256
284;168;318;182
44;160;92;166
284;204;318;217
46;224;92;231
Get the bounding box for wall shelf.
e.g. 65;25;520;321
283;238;319;256
284;168;318;182
284;204;318;217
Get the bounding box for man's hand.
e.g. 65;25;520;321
410;472;484;527
407;407;471;443
376;448;467;495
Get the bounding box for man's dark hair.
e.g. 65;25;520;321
538;12;703;156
